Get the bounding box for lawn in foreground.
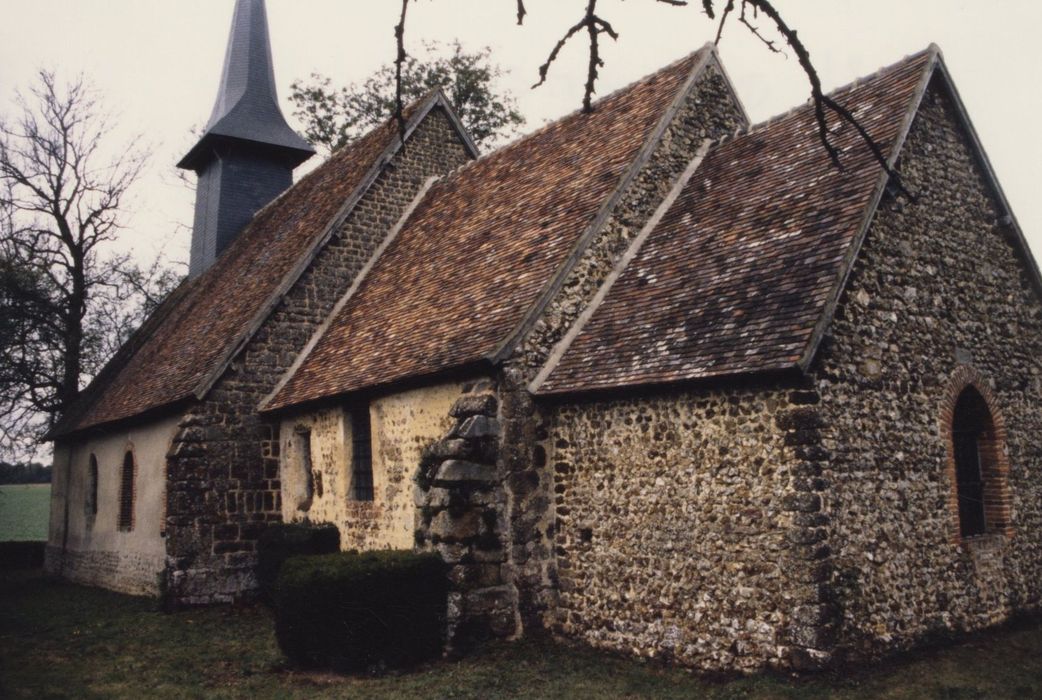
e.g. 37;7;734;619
0;484;50;541
1;571;1040;699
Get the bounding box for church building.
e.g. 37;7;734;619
46;0;1042;671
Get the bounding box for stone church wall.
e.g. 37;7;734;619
502;60;750;637
163;109;473;604
545;383;831;672
45;414;181;596
812;79;1042;658
279;382;464;550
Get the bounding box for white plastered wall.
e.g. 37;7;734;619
46;414;181;596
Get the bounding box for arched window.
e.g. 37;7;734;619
947;381;1012;540
951;387;989;537
118;450;135;531
86;454;99;520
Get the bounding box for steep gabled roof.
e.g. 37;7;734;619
264;46;727;412
534;47;939;395
52;92;475;438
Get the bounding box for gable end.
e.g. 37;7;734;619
800;47;1042;373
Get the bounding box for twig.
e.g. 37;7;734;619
725;0;913;198
713;0;734;45
737;1;779;53
393;0;410;144
517;0;527;25
532;0;619;113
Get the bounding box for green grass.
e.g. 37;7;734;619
1;570;1040;699
0;484;50;541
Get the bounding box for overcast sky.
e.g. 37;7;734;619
2;1;1041;268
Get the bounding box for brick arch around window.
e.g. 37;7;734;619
939;366;1014;543
117;445;137;532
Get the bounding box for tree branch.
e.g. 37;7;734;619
394;0;410;144
532;0;620;113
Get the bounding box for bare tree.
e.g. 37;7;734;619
390;0;907;193
0;71;179;457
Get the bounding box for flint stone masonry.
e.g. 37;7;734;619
812;79;1042;658
514;64;746;379
50;45;1042;678
546;384;831;672
164;109;472;604
499;61;748;636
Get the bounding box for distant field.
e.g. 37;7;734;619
0;484;50;541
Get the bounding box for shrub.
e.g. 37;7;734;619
274;550;448;672
0;541;45;569
255;523;339;602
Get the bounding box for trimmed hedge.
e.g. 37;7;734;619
274;550;448;672
0;541;45;569
256;523;340;602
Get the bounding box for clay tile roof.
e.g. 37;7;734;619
54;96;440;437
266;48;713;412
536;48;936;395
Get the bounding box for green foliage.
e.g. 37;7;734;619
290;41;525;153
0;461;50;484
255;522;340;602
0;484;50;541
273;550;448;672
0;541;44;568
3;570;1042;698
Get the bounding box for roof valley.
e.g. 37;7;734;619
192;93;476;401
259;175;442;412
487;46;720;364
530;138;715;393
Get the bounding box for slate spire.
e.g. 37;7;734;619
179;0;314;278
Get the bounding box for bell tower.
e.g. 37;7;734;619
178;0;314;278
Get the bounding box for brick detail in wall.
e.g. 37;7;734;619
812;78;1042;659
776;389;836;671
939;365;1014;543
163;109;474;605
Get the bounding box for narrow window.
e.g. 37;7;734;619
118;450;135;531
295;427;314;511
86;454;99;519
351;408;374;501
952;387;989;537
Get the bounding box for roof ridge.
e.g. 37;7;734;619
533;45;941;396
797;43;941;371
447;45;714;175
487;44;718;364
251;91;443;222
260;175;442;413
744;45;939;134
